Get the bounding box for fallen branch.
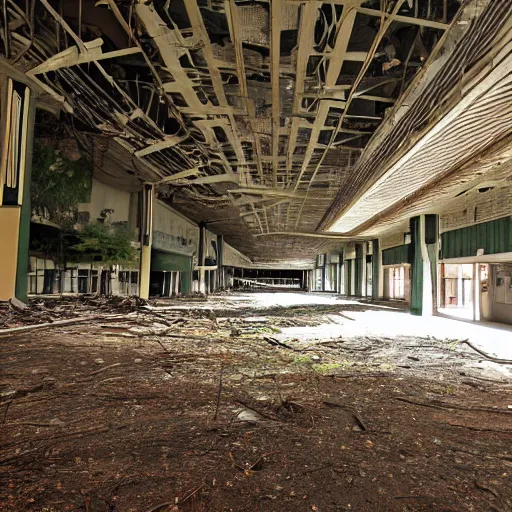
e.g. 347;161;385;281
234;399;279;421
87;363;123;377
145;483;205;512
447;422;512;433
0;314;127;337
395;396;512;415
263;336;299;351
459;339;512;364
302;463;334;475
323;401;367;431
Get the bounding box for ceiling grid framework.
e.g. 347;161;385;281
1;0;510;265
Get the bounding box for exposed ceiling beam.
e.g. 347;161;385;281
230;187;309;199
286;2;317;182
354;94;395;104
135;134;188;157
292;6;359;195
173;174;239;186
357;7;450;31
224;0;265;184
271;0;282;188
29;39;141;75
294;0;407;228
183;0;246;180
254;232;366;240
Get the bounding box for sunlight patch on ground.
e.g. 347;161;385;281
278;309;512;359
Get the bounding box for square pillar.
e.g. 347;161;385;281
410;215;439;316
139;183;154;300
372;239;382;299
361;242;367;297
0;78;35;302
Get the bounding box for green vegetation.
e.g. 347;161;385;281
31;140;91;228
29;142;137;280
292;355;345;374
313;363;343;374
72;222;137;265
292;354;313;365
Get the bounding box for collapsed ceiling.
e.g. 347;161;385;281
1;0;510;265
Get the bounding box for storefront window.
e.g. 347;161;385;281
495;264;512;305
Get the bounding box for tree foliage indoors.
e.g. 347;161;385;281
71;222;137;266
31;140;91;228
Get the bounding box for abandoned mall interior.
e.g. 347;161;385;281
1;0;512;510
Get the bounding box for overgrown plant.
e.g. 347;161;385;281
71;222;137;266
31;140;91;228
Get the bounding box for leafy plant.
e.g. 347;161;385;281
71;222;137;265
31;140;91;227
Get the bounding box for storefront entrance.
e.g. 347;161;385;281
439;263;474;319
383;265;410;301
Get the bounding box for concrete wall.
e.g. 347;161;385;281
152;200;199;258
224;242;252;268
78;177;132;224
440;184;512;233
381;229;408;250
204;229;218;261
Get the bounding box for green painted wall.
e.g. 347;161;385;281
180;271;191;295
372;239;379;299
152;250;192;272
410;216;423;316
355;244;363;296
347;260;352;295
15;89;35;303
382;244;410;266
151;250;192;294
441;216;512;259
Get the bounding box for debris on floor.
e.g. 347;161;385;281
1;292;511;511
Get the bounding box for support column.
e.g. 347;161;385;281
217;234;224;289
372;239;382;299
0;78;35;302
198;222;206;294
457;264;464;308
355;243;363;296
410;214;439;316
139;183;154;300
361;243;367;297
350;259;355;296
321;254;326;291
339;250;345;295
473;263;481;321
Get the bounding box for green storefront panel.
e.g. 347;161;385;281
382;244;409;266
151;250;192;294
441;216;512;259
410;216;423;316
152;250;192;272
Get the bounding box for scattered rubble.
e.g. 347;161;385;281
1;292;511;511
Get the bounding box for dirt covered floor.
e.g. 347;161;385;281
1;292;512;512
